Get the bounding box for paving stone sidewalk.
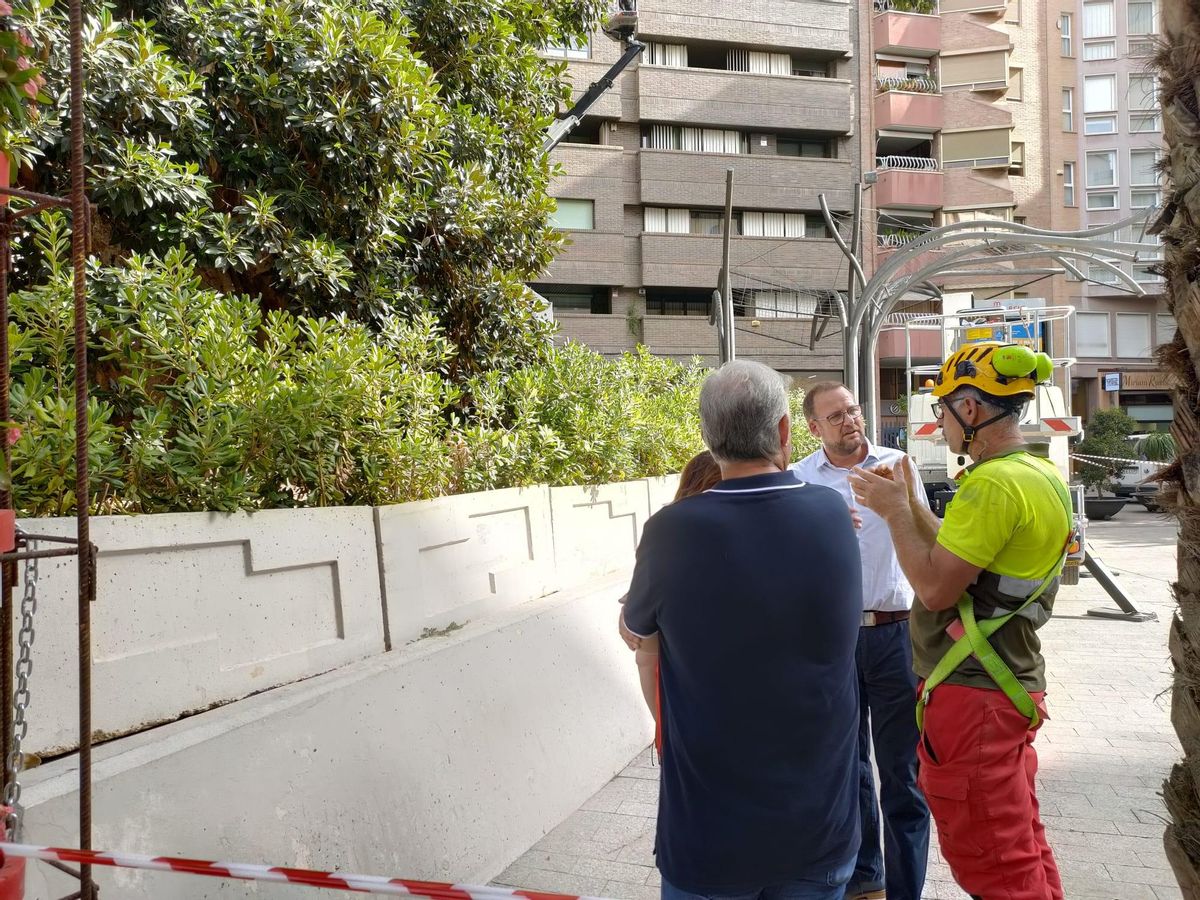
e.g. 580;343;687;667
493;508;1182;900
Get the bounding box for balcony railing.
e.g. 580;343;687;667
876;155;939;170
874;0;938;14
876;75;939;94
877;229;926;247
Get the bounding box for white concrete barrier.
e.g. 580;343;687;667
20;508;386;755
23;577;652;900
376;487;557;646
15;477;674;758
646;474;681;514
548;482;654;588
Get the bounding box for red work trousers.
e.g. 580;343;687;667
916;683;1063;900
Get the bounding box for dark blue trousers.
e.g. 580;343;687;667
848;619;930;900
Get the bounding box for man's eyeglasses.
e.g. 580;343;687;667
930;398;963;420
820;406;864;427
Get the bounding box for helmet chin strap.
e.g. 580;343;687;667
946;400;1009;450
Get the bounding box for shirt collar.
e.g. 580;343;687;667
716;470;800;491
817;440;880;471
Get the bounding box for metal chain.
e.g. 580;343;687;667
4;541;37;839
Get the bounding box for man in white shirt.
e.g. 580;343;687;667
791;383;931;900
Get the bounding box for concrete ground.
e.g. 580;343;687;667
493;506;1183;900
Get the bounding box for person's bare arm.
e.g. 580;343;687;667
850;463;982;611
901;457;942;543
634;636;660;720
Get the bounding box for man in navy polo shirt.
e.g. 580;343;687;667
620;360;863;900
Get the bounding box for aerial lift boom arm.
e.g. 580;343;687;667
542;2;642;153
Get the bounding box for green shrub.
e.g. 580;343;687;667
14;221;818;513
1075;407;1139;493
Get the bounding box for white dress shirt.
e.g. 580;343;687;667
791;442;927;614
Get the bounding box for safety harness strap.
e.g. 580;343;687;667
916;451;1073;731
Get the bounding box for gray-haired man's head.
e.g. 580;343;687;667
699;360;791;469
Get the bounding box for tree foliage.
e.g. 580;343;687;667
8;0;602;375
1075;407;1139;493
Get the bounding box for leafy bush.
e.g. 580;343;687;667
1076;407;1139;493
5;219;823;514
1140;431;1177;462
8;0;602;377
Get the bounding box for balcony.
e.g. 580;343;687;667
553;313;638;356
561;60;623;120
942;165;1014;209
543;231;630;285
874;157;943;210
639;150;853;212
637;66;853;134
641;315;842;369
640;233;845;288
873;7;941;57
636;0;851;56
874;82;943;132
878;327;943;361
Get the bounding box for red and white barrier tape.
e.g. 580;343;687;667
0;842;606;900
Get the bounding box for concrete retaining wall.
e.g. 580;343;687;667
24;577;652;900
18;474;678;757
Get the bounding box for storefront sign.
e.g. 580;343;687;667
1120;371;1176;391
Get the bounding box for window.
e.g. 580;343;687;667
806;219;829;239
1086;150;1117;187
1134;264;1161;283
550;199;594;230
940;51;1008;90
942;128;1012;168
1008;68;1023;101
1084;40;1116;59
1083;0;1115;36
1131;112;1161;133
544;37;590;59
539;286;610;314
1009;141;1025;175
1128;74;1157;110
1158;314;1178;346
1076;312;1111;356
642;125;747;154
1082;0;1116;57
1062;88;1074;131
1064;161;1076;206
689;210;726;235
1089;262;1120;285
1131;149;1159;187
644;207;690;233
1084;75;1117;133
1088;192;1118;209
644;42;687;67
1116;313;1153;357
1128;0;1155;34
727;49;792;75
742;211;806;237
1131;189;1160;208
777;138;832;158
1060;12;1073;55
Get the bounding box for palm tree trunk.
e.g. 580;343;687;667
1160;4;1200;895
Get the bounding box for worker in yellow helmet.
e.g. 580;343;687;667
849;342;1071;900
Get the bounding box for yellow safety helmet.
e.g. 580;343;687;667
932;342;1053;400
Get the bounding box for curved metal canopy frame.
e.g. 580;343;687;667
816;199;1154;438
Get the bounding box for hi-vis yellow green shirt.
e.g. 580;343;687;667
910;451;1071;691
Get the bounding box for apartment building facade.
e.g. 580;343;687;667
538;0;1169;430
1065;0;1171;429
536;0;860;379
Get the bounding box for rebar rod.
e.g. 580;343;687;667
66;0;94;889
